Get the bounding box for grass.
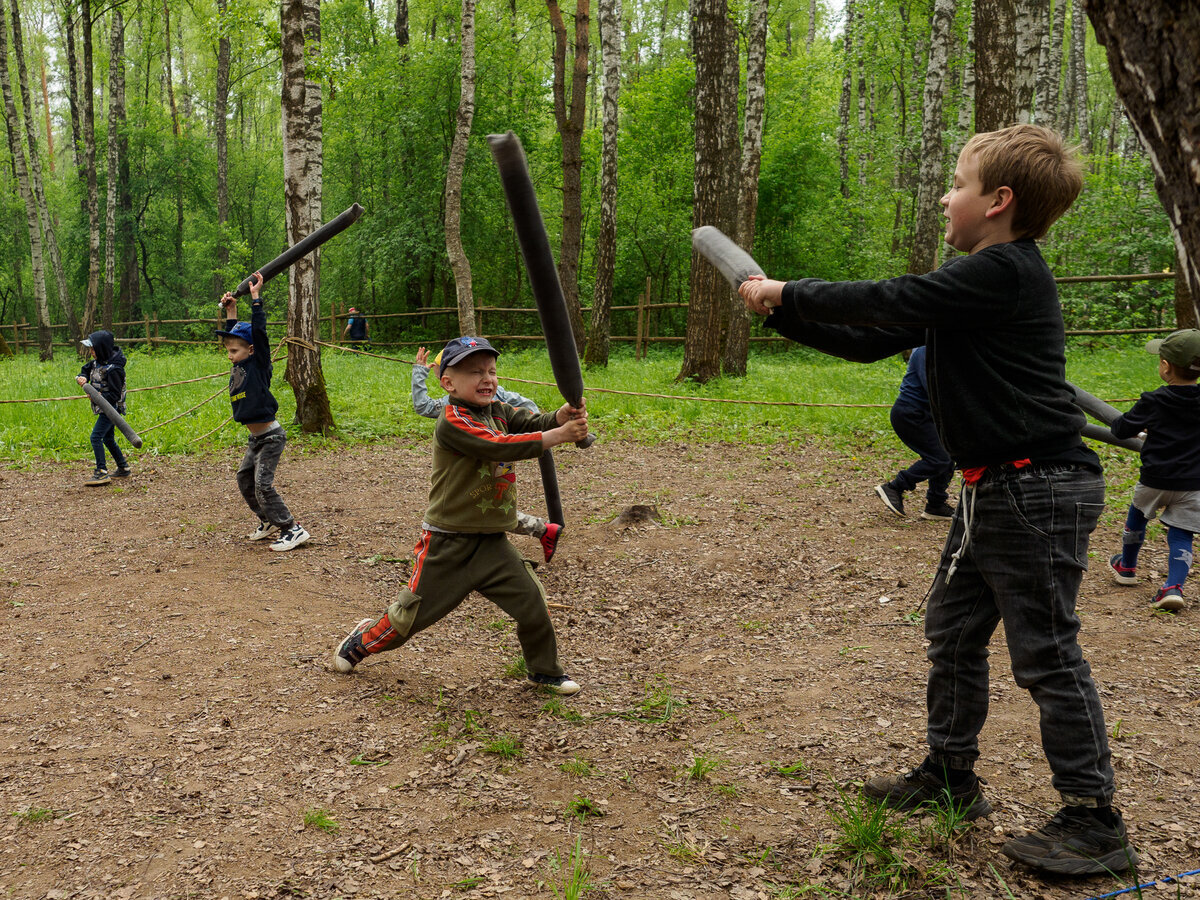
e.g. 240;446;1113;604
302;807;340;834
682;753;722;782
11;807;58;824
481;734;523;759
545;837;596;899
564;795;605;821
605;677;684;724
541;696;585;722
0;342;1160;463
559;757;595;778
502;654;528;679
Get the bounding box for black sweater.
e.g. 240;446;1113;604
79;330;127;414
765;239;1098;470
1111;384;1200;490
225;299;278;425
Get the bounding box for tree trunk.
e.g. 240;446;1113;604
13;0;78;342
103;11;122;330
1070;0;1090;152
584;0;621;367
38;57;53;174
80;0;101;335
1086;0;1200;310
806;0;816;50
974;0;1016;131
678;0;728;384
1049;0;1067;130
0;0;50;358
1175;248;1197;329
281;0;334;433
61;0;83;180
113;5;136;332
444;0;477;335
837;0;856;197
723;0;767;376
395;0;410;49
163;0;185;301
1033;0;1056;125
907;0;956;275
214;0;230;301
546;0;589;349
1013;0;1038;123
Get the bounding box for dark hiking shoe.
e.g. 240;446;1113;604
333;618;374;674
85;468;110;486
921;501;955;520
874;483;905;517
862;762;992;820
1002;806;1139;876
112;466;132;478
1152;584;1185;612
540;522;563;563
1108;554;1138;586
528;672;581;695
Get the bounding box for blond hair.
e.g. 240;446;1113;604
962;124;1084;240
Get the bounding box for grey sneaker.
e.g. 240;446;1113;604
874;483;905;517
1001;805;1139;876
85;468;110;486
270;524;310;552
862;761;992;820
333;618;374;673
528;672;581;695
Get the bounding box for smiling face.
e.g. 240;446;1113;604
440;352;499;405
940;149;1008;254
223;337;253;365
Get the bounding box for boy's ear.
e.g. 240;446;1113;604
439;371;454;392
985;186;1015;219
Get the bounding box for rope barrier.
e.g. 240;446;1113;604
0;368;229;405
138;384;228;436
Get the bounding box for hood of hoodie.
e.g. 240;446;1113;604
87;331;122;366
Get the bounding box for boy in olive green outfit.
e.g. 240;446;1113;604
333;336;588;695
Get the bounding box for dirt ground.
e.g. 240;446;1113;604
2;436;1199;900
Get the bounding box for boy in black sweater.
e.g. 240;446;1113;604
1108;329;1200;612
741;124;1137;876
76;330;131;485
217;272;309;552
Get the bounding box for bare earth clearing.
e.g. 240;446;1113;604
2;438;1199;900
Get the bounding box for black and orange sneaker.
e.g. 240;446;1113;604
540;522;563;563
333;618;373;674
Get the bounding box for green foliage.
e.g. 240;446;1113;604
302;807;340;833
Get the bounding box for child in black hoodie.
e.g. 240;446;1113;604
76;330;130;485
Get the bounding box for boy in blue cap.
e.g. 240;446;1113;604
1108;329;1200;612
217;272;309;552
333;336;587;694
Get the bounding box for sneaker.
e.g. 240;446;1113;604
874;483;905;517
1001;805;1139;876
270;524;310;552
85;468;110;486
920;501;955;520
248;520;277;541
111;466;132;478
540;522;563;563
1108;554;1138;586
862;761;992;820
333;618;374;673
528;672;581;695
1152;584;1185;612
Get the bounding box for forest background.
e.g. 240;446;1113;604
0;0;1187;391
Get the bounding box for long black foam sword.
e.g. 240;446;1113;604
233;203;365;297
1069;382;1143;452
692;225;765;289
83;383;143;448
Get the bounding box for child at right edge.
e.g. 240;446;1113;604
740;124;1137;877
1107;329;1200;612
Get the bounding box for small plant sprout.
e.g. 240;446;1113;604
481;734;523;760
769;759;810;779
564;795;605;821
503;654;528;679
545;837;594;900
11;807;58;824
542;696;585;722
683;754;721;782
302;807;340;834
559;757;595;778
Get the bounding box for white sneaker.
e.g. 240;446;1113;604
528;672;581;695
333;618;374;673
248;520;277;541
270;524;310;552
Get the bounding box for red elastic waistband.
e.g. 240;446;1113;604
962;458;1032;485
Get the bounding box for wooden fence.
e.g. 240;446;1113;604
5;271;1181;354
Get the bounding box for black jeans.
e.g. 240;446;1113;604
235;426;294;529
924;464;1114;805
889;402;953;505
90;415;127;471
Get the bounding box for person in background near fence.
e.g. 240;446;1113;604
740;124;1138;877
874;346;955;520
77;330;131;486
1107;329;1200;613
217;272;310;552
333;336;586;694
343;307;369;347
412;344;562;562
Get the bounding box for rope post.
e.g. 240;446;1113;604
331;300;338;346
635;286;646;360
154;314;160;351
14;321;21;354
144;313;151;352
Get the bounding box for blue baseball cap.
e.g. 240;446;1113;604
216;322;253;343
439;336;499;375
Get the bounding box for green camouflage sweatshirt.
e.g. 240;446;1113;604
423;398;558;533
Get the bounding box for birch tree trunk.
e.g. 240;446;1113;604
584;0;620;367
62;0;83;180
281;0;334;433
1049;0;1067;129
103;11;121;330
954;20;974;153
546;0;589;348
113;6;136;330
907;0;956;275
13;0;78;342
214;0;230;301
1034;0;1058;125
974;0;1016;131
1085;0;1200;311
444;0;477;335
678;0;728;383
1013;0;1038;122
80;0;102;334
837;0;856;197
806;0;816;50
163;0;185;299
1070;0;1090;152
723;0;768;376
0;0;50;358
